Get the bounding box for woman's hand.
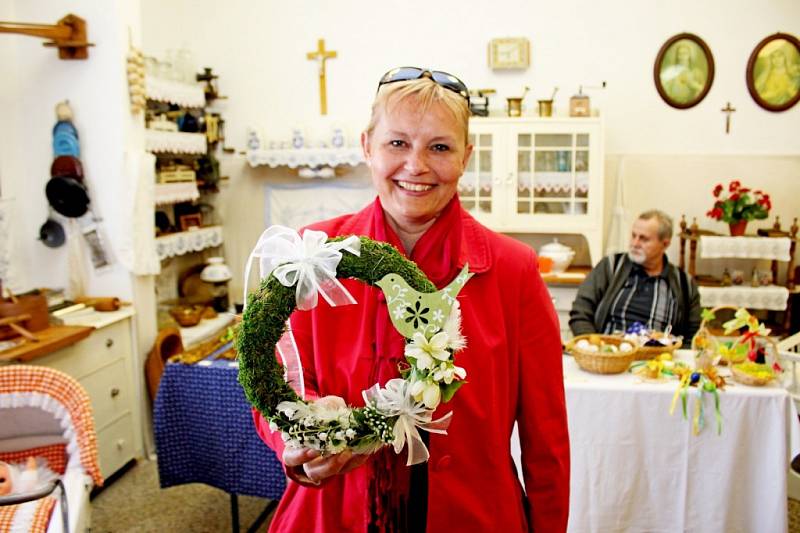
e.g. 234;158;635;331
283;447;369;487
282;395;369;486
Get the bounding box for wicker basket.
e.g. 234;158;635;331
731;364;774;387
635;337;683;361
565;334;639;374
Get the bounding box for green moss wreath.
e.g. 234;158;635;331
236;234;468;460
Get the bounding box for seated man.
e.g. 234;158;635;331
569;209;702;341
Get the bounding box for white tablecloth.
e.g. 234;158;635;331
561;351;800;533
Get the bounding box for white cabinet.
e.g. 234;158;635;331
28;309;143;479
461;117;605;264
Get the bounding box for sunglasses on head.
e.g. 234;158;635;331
378;67;470;105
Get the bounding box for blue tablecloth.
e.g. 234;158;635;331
153;359;286;500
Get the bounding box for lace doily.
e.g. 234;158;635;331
145;130;207;154
155;182;200;206
699;236;791;260
145;75;206;108
246;148;364;168
155;226;223;260
698;286;789;311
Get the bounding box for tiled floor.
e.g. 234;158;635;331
91;459;274;532
92;459;800;532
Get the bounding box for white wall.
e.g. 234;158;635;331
141;0;800;155
0;0;139;299
141;0;800;289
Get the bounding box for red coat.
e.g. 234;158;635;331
253;198;569;532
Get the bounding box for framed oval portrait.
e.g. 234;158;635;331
654;33;715;109
746;32;800;112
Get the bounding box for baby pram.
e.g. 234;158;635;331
0;365;103;532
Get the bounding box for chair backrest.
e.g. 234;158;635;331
145;327;184;402
0;365;103;487
779;331;800;411
778;331;800;353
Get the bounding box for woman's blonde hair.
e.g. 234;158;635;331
365;77;470;145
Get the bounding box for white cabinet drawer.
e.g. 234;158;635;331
548;286;578;312
35;320;131;379
97;413;136;479
80;358;131;431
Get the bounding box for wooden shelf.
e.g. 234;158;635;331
542;266;590;285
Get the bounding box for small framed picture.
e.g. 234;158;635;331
653;33;715;109
746;32;800;112
488;38;530;70
179;213;203;231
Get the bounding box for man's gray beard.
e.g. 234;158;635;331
628;250;645;264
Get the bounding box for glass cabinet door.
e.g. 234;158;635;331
459;132;495;215
515;131;591;216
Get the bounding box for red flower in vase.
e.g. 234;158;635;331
706;180;771;224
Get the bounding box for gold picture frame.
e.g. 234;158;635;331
488;38;530;70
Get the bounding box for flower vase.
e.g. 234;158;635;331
729;220;748;236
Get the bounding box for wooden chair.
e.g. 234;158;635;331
144;328;184;402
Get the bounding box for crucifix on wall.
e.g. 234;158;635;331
721;102;736;134
306;39;337;115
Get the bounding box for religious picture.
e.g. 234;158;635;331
746;32;800;112
654;33;714;109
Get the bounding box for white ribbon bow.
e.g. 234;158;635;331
363;378;452;466
243;225;361;311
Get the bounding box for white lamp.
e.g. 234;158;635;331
200;257;232;311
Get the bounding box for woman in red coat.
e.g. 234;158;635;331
253;67;569;532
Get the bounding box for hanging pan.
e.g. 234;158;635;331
50;155;84;180
45;175;89;218
38;217;66;248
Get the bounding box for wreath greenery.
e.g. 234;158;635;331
236;234;468;459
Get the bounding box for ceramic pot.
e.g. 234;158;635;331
539;239;576;273
729;220;748;236
200;257;232;283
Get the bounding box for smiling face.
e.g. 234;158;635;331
362;95;473;234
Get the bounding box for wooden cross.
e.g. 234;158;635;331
306;39;337;116
721;102;736;134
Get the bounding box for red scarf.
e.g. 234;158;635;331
367;195;463;532
372;195;463;287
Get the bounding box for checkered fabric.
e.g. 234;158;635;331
0;444;68;475
0;497;56;533
0;365;102;486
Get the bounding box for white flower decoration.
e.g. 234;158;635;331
392;305;406;320
431;309;445;323
432;361;467;385
405;331;451;370
277;400;312;420
311;395;351;423
409;378;441;409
